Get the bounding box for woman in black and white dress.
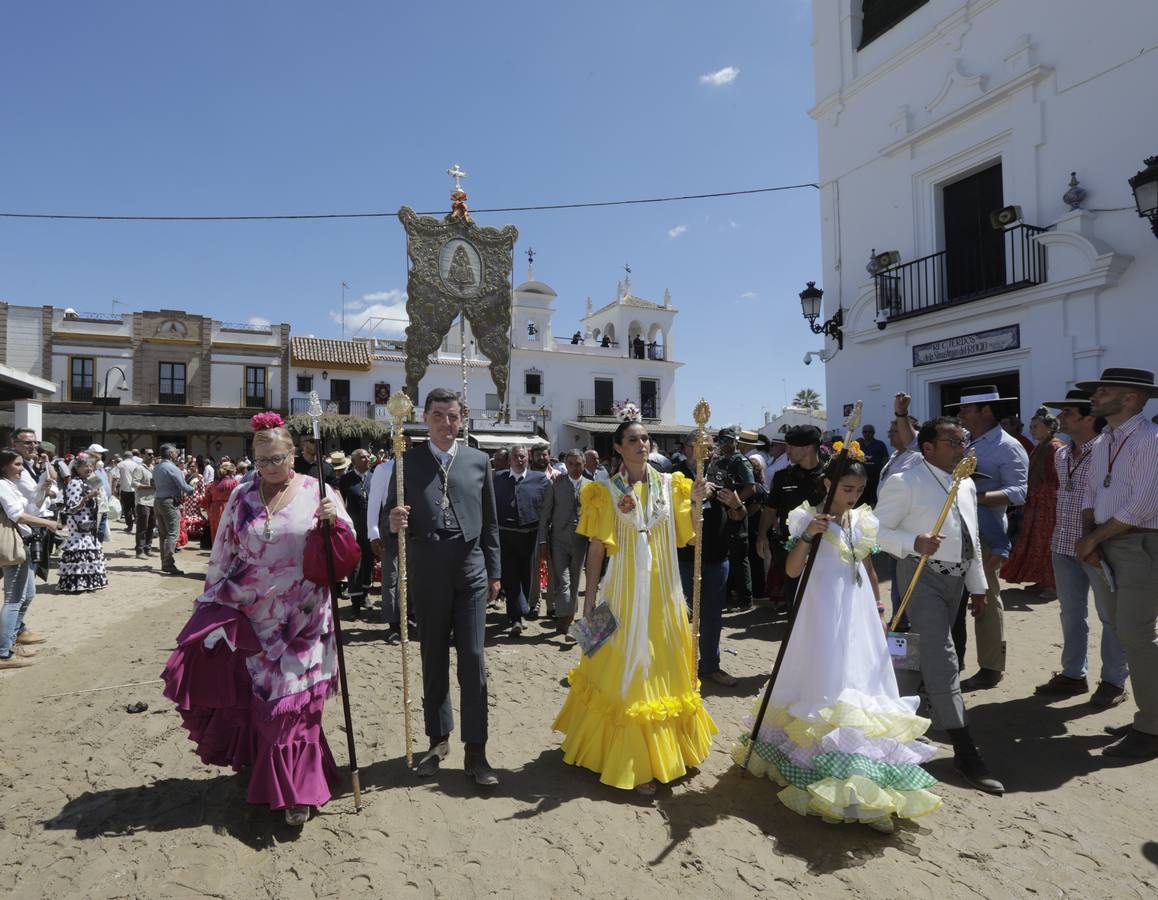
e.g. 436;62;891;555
58;454;108;594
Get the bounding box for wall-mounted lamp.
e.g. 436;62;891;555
321;370;329;381
1129;156;1158;238
798;281;843;351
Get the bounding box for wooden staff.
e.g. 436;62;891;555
690;399;711;676
306;391;362;811
889;451;977;630
385;391;415;767
743;401;862;770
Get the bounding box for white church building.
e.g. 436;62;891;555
286;268;692;457
807;0;1158;430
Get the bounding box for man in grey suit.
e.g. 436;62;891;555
536;449;592;632
385;388;502;786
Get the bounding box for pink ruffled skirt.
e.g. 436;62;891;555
161;603;340;810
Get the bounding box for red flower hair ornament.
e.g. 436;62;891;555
250;412;285;432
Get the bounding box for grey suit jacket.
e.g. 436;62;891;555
382;443;501;579
536;475;592;544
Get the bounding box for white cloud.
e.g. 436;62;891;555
728;219;739;230
699;66;739;87
668;224;688;239
740;291;758;301
332;288;409;337
246;316;271;328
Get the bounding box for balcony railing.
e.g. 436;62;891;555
290;397;373;417
577;398;659;420
874;223;1048;323
627;341;665;361
159;391;187;405
69;385;94;402
241;388;275;409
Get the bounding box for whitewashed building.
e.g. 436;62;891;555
758;404;829;442
286;271;692;456
808;0;1158;430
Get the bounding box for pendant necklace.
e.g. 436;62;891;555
1103;432;1132;488
260;474;294;541
836;511;862;586
1066;444;1090;493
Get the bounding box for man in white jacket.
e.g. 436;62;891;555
875;415;1004;795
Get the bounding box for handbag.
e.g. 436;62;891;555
0;505;26;568
303;517;362;587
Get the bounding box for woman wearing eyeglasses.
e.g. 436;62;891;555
161;412;354;827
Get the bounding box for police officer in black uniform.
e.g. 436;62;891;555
756;425;827;609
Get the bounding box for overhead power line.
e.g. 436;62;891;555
0;183;819;222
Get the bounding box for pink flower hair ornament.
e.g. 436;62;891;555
250;411;286;432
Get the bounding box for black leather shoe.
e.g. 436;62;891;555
464;745;499;786
1034;673;1088;696
953;752;1005;795
1089;682;1128;709
415;739;449;777
162;566;185;576
960;668;1004;691
1102;728;1158;760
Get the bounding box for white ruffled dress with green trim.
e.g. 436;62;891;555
731;503;941;827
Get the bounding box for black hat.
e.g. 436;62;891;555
785;425;822;447
1074;367;1158;397
716;427;737;443
1041;388;1092;411
943;385;1018;409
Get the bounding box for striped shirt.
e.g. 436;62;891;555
1050;435;1102;556
1082;413;1158;529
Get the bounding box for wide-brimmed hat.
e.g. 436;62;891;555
736;429;761;446
1074;367;1158;397
1041;389;1093;411
328;451;351;471
943;385;1018;409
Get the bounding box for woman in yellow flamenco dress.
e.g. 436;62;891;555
553;418;717;796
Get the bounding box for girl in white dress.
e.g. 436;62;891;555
732;450;940;831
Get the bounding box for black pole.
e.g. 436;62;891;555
313;427;362;810
743;443;854;767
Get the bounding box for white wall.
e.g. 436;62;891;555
50;346;134;403
810;0;1158;427
5;306;44;375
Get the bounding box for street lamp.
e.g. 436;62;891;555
99;366;129;449
1128;156;1158;238
798;281;843;350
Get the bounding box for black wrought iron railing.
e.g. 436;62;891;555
874;223;1048;323
69;385;94;402
158;391;187;405
577;398;659;420
289;397;372;417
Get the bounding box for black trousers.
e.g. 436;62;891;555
409;536;489;745
120;491;136;530
348;536;374;606
500;528;538;622
727;537;752;604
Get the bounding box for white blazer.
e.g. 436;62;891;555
874;458;987;595
365;458;395;542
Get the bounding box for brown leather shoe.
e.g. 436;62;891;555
464;744;499;786
1034;673;1088;696
415;739;449;777
16;631;47;646
1089;682;1128;709
960;668;1004;691
0;654;34;669
706;669;739;687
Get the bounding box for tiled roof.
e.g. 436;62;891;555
371;351;492;369
290;337;372;369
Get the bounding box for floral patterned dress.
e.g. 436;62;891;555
58;479;108;594
1000;437;1063;588
161;476;354;810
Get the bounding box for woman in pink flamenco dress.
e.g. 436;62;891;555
161;416;353;827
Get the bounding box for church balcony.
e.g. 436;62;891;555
577;398;660;421
874;223;1048;324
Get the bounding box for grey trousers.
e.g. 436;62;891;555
894;556;968;730
155;498;181;570
976;537;1007;672
548;527;587;618
409;536;489;745
1101;533;1158;735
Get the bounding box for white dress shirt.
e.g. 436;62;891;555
366;458;395;542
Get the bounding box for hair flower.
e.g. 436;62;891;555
251;411;285;432
611;400;642;424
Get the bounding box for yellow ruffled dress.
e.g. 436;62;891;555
553;472;717;789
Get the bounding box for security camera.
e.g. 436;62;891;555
874;308;889;332
803;352;813;366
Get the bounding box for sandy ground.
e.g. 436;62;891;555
1;528;1156;899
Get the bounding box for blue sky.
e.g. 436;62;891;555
1;1;823;428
